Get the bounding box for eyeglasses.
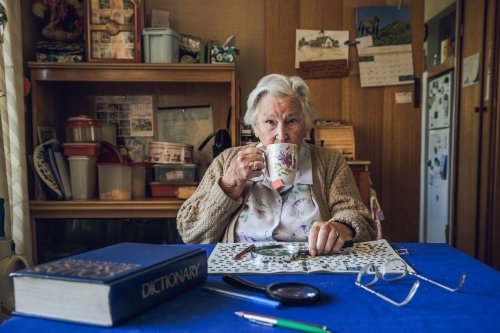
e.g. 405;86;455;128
355;258;466;306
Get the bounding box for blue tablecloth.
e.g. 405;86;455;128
1;243;499;333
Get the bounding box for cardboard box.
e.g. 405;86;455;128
211;46;235;63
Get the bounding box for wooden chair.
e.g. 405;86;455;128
314;125;355;160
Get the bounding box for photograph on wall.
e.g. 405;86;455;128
355;4;414;87
295;30;349;69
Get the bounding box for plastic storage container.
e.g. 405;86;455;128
97;163;131;200
68;156;97;199
150;182;198;197
153;164;196;183
65;115;101;143
142;28;180;63
130;162;148;199
196;163;211;181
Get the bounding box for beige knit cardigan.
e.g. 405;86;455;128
177;143;377;244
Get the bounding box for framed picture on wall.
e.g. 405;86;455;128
85;0;141;62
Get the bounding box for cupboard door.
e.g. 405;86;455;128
453;0;486;257
453;0;499;262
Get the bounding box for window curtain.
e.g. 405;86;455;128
0;0;31;262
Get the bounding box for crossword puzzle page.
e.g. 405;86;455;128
207;239;415;275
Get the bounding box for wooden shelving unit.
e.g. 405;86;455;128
28;62;240;263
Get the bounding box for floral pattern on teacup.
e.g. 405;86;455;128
272;145;297;178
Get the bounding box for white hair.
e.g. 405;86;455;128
244;74;317;132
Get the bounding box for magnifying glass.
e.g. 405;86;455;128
222;275;321;306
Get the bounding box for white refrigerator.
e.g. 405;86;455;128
420;70;454;243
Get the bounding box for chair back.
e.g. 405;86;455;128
314;125;355;160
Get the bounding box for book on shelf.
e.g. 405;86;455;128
441;39;448;63
11;243;208;327
441;37;454;63
199;42;206;63
41;144;65;199
45;142;72;200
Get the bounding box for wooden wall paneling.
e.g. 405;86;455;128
479;0;499;265
453;0;486;257
341;76;383;187
386;0;424;242
490;19;500;270
299;0;341;30
145;0;265;117
475;0;490;262
492;16;500;270
340;0;385;200
345;0;423;242
302;0;345;121
266;0;424;242
265;0;299;75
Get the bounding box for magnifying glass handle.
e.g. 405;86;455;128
222;275;267;294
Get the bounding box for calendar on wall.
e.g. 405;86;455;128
357;44;414;87
355;4;414;88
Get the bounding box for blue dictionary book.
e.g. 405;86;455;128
10;243;207;327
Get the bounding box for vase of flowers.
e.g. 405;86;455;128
32;0;84;43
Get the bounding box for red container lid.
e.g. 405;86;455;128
67;115;101;128
97;141;124;164
62;142;101;156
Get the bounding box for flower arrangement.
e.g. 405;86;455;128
32;0;84;42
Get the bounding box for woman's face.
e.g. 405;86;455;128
253;95;307;149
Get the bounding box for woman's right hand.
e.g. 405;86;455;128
219;146;264;200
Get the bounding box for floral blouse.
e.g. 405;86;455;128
234;142;323;242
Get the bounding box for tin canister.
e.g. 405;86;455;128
149;141;194;164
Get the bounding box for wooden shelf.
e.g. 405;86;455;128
426;58;455;78
28;62;237;83
29;198;185;219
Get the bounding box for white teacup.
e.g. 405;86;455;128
261;143;298;190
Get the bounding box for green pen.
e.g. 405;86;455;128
235;311;331;333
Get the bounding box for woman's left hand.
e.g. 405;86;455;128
308;221;354;256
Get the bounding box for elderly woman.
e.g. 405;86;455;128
177;74;377;256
